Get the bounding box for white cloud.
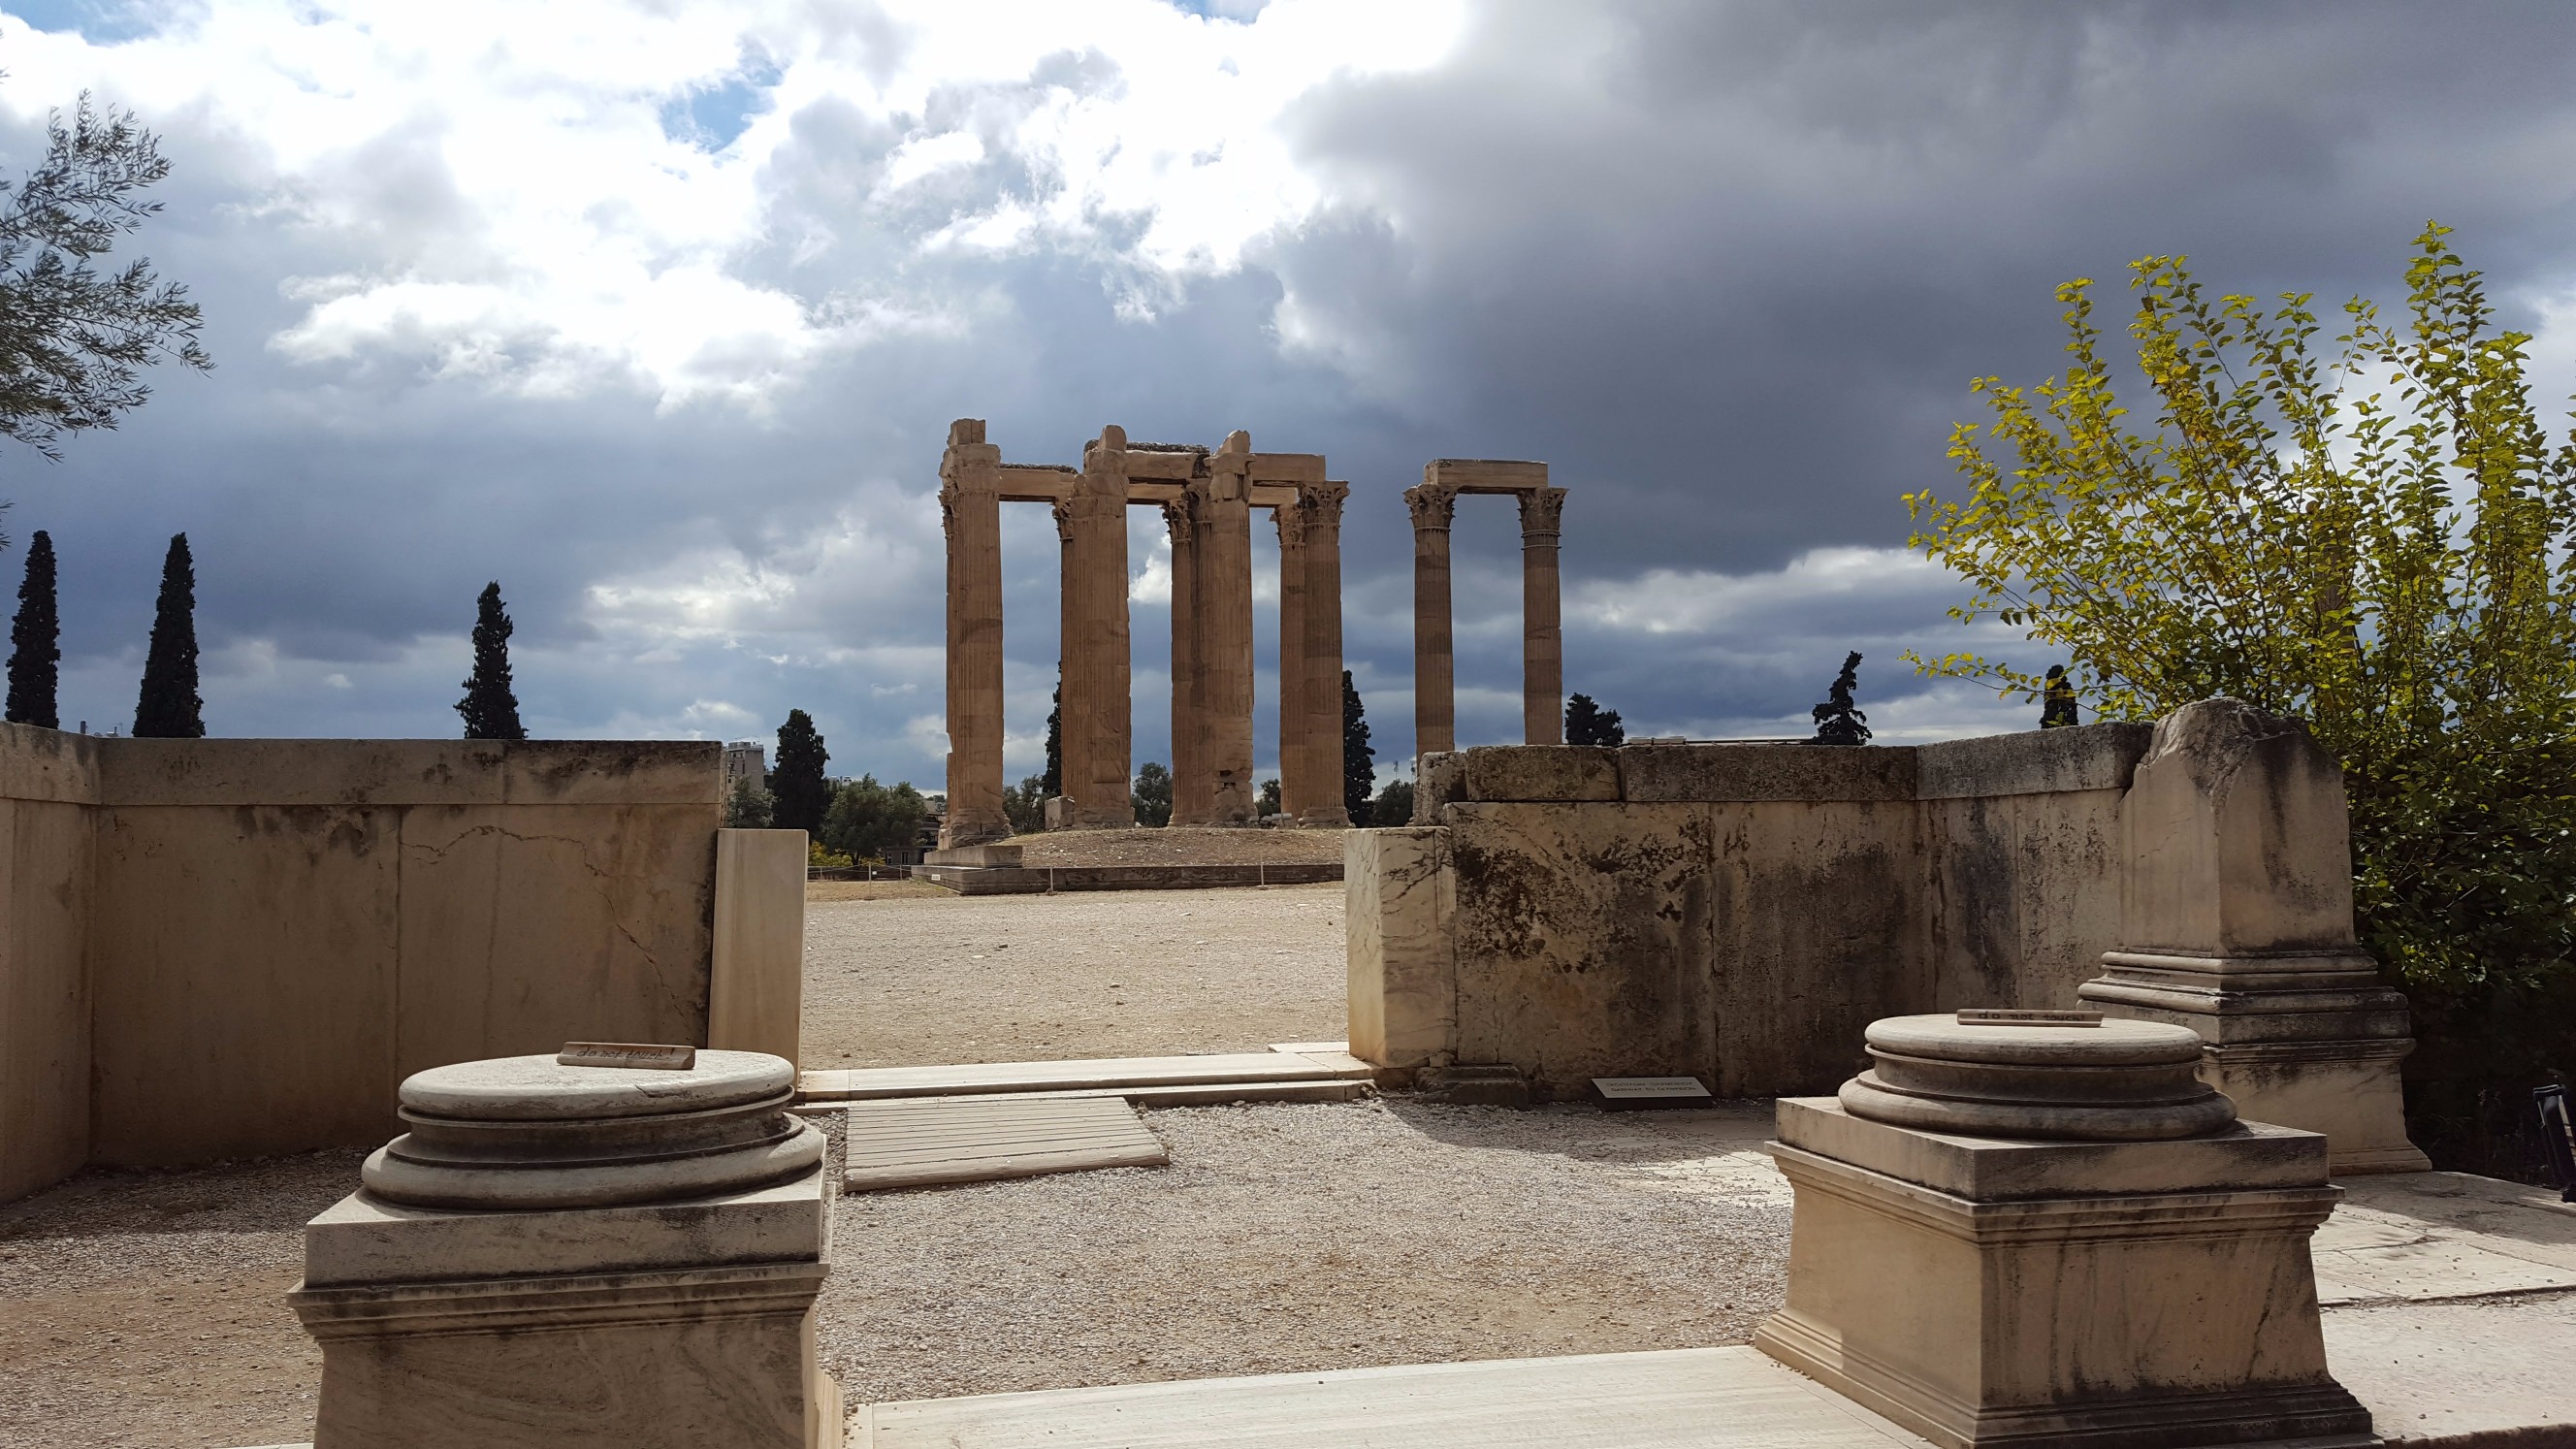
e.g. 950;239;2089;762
0;0;1468;404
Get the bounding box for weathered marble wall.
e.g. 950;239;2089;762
1352;723;2154;1099
0;730;733;1199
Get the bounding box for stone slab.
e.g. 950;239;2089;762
1914;723;2154;800
2322;1288;2576;1444
0;721;102;804
712;828;809;1068
1459;745;1621;802
1619;743;1918;803
1344;826;1455;1069
922;844;1023;867
861;1344;1932;1448
2311;1170;2576;1305
1774;1096;2329;1200
798;1052;1372;1103
842;1094;1166;1191
302;1167;829;1286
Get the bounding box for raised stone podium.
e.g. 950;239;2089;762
1756;1012;2371;1449
288;1048;841;1448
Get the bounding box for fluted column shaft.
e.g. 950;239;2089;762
1064;430;1132;825
1406;482;1458;762
1196;434;1257;823
1521;486;1566;746
1300;482;1350;826
1273;500;1310;821
940;419;1010;847
1164;499;1207;826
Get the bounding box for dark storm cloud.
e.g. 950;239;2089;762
4;1;2573;779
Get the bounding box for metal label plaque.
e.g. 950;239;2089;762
1591;1076;1714;1111
1955;1009;2103;1028
558;1042;697;1070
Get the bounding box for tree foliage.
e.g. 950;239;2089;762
768;709;831;837
1;90;209;464
455;581;526;740
132;531;200;737
1907;224;2576;1161
1370;777;1415;827
1341;669;1374;821
1132;760;1172;826
1042;680;1061;797
1003;773;1047;836
821;774;930;862
1257;777;1282;817
1565;692;1625;747
724;777;775;829
7;528;58;727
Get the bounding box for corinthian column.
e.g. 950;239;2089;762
1163;498;1206;826
1405;481;1458;761
1273;499;1310;821
940;419;1009;847
1299;482;1350;826
1065;427;1133;826
1520;486;1566;746
1195;433;1257;824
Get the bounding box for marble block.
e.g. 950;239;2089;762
1755;1098;2369;1449
2077;699;2430;1175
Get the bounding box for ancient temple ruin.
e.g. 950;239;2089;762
937;419;1351;846
1405;460;1567;755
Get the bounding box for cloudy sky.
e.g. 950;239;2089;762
3;1;2573;789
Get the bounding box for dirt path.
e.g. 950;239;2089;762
800;883;1346;1068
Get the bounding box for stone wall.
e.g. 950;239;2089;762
1349;722;2153;1099
0;727;757;1199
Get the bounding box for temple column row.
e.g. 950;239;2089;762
942;418;1351;839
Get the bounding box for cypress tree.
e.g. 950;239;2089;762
1042;679;1062;796
132;532;202;738
1565;692;1626;747
1341;669;1374;821
455;581;527;739
6;530;60;728
770;709;831;836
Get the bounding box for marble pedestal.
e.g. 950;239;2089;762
290;1049;840;1449
1757;1103;2366;1449
291;1174;840;1449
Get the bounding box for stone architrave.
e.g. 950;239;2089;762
939;420;1009;847
289;1051;840;1449
1519;487;1566;746
1756;1013;2370;1449
1058;428;1132;827
1406;481;1459;761
1273;499;1311;821
1299;482;1351;826
1163;498;1208;827
1194;434;1257;824
2078;698;2431;1175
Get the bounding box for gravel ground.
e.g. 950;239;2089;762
801;883;1346;1068
0;1149;364;1449
816;1098;1793;1406
0;1102;1791;1448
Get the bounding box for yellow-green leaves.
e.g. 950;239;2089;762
1909;224;2576;1008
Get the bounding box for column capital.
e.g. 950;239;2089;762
1272;498;1308;550
1051;496;1075;543
1519;486;1567;540
1300;480;1349;533
1404;483;1458;532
